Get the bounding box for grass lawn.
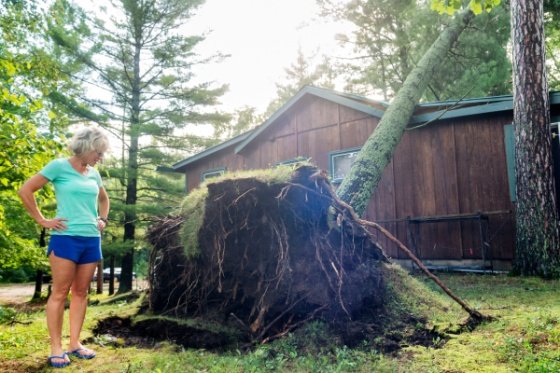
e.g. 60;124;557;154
1;272;559;372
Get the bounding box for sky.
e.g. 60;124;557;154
187;0;354;112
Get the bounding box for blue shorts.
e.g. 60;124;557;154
47;235;102;264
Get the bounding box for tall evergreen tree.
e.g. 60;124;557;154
511;0;560;277
50;0;230;291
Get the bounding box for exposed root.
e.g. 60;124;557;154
147;166;385;342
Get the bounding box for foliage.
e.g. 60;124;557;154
545;0;560;90
0;305;16;325
99;157;185;265
0;1;80;271
0;264;36;283
431;0;501;15
225;106;264;138
320;0;510;102
428;0;560;91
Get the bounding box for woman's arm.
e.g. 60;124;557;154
18;174;67;230
97;187;110;231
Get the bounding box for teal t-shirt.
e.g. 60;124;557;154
40;158;103;237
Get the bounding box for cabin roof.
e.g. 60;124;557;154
171;86;560;172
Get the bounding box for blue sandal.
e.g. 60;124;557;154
68;347;96;359
47;353;71;368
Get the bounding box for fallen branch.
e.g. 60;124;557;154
331;193;490;321
360;219;489;321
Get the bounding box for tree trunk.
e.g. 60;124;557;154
96;260;103;294
118;32;142;293
32;228;47;300
511;0;560;277
109;255;115;295
336;10;474;216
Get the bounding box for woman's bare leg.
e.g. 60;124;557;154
47;253;76;364
68;261;97;355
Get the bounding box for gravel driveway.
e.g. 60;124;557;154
0;283;35;304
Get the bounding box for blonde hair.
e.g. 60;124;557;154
68;126;110;156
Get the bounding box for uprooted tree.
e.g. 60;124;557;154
142;9;491;348
148;167;387;343
146;166;485;348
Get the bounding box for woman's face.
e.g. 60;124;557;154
82;149;105;166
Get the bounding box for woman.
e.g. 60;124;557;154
19;126;110;368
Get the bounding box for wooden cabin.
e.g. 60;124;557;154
171;86;560;271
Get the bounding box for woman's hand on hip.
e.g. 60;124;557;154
40;217;68;231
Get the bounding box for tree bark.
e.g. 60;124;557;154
336;10;474;216
118;19;142;293
511;0;560;277
32;228;47;300
96;260;103;294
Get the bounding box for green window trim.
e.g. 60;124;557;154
329;147;361;183
504;124;516;202
201;167;226;182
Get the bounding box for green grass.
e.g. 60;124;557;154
1;272;559;372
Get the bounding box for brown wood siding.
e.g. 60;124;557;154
365;115;515;260
339;104;373;123
183;96;517;261
340;117;378;149
297;96;339;132
298;125;339;171
270;112;296;138
276;134;298;162
453;115;514;259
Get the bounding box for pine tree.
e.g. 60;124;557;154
511;0;560;277
49;0;231;291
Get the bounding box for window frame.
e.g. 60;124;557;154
201;167;226;182
329;147;361;183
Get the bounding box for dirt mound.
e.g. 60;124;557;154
147;166;387;342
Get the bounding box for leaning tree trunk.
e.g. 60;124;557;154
511;0;560;278
336;10;474;215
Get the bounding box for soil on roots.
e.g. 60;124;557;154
147;166;387;343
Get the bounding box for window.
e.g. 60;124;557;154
201;167;225;181
329;148;360;183
503;124;516;202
